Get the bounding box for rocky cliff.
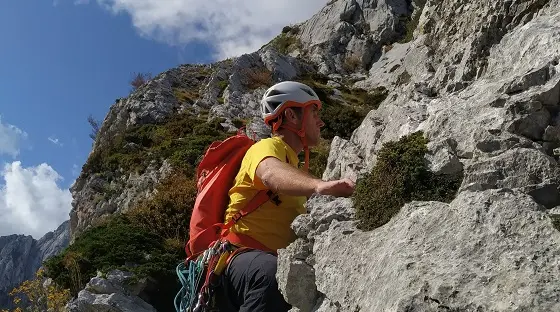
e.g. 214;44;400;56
0;220;70;309
65;0;560;311
278;0;560;311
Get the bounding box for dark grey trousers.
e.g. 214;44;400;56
215;250;291;312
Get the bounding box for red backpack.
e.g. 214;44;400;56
185;130;274;259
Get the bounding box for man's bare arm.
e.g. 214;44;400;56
256;157;320;197
256;157;355;198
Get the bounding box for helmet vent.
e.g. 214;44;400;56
267;90;285;96
267;100;283;107
300;87;315;97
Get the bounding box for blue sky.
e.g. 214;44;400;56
0;0;213;189
0;0;325;238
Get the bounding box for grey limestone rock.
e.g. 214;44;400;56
67;270;156;312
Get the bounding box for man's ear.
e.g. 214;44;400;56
283;108;299;124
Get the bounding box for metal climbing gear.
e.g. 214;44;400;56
175;240;250;312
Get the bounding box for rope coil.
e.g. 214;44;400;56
174;240;239;312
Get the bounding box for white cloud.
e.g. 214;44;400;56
0;116;28;158
48;136;63;147
91;0;326;59
0;161;72;238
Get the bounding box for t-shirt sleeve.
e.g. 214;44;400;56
247;139;287;190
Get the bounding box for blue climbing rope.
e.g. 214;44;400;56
174;256;205;312
174;240;239;312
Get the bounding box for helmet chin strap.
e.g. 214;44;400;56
272;111;310;173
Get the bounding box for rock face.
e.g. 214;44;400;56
278;2;560;312
0;221;70;309
37;220;72;262
69;64;214;240
0;235;40;308
416;0;553;93
66;270;156;312
280;190;560;312
296;0;411;74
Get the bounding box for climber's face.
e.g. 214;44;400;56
282;103;324;147
303;104;324;147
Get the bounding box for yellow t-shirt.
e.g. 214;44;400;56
224;136;307;252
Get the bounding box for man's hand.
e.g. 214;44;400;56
314;178;355;197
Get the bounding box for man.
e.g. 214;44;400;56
217;81;355;311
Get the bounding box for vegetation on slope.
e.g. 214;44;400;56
82;112;229;179
44;215;184;312
267;25;302;55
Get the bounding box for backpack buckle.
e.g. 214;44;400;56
232;212;243;223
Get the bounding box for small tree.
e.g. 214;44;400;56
88;114;101;141
130;72;152;90
243;68;272;90
4;268;70;312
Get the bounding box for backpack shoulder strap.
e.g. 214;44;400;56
222;189;273;230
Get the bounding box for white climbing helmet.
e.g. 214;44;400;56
260;81;322;126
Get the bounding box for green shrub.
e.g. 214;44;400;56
173;88;199;104
339;86;388;111
320;104;363;140
294;74;386;140
282;26;293;34
352;131;463;231
308;139;331;178
398;5;424;43
268;33;301;55
217;80;228;92
294;74;333;101
44;215;184;312
232;118;246;129
295;74;360;139
48;154;204;312
216;80;228;103
127;171;197;243
362;87;388;110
